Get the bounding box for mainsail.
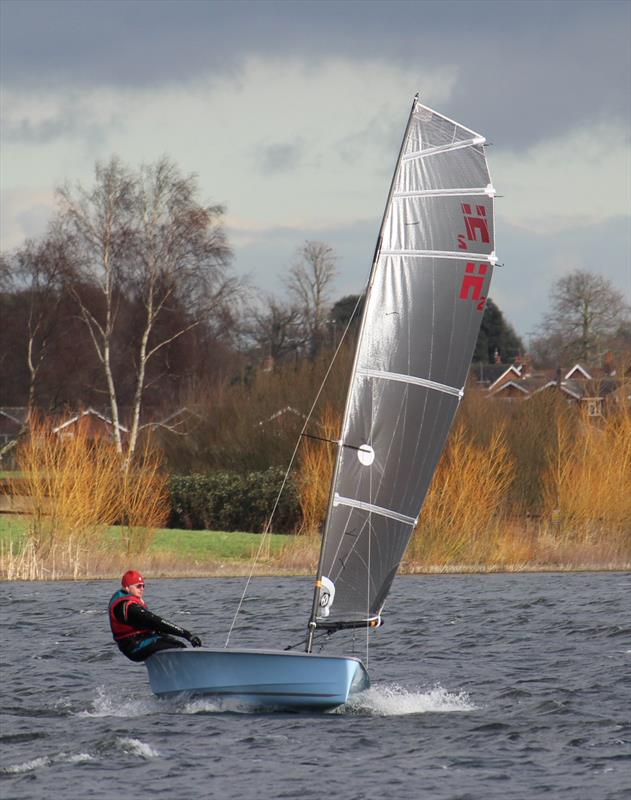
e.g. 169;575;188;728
310;96;496;632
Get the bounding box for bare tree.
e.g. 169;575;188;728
0;231;73;460
538;270;629;363
15;230;72;415
287;241;337;359
58;156;237;464
247;296;303;365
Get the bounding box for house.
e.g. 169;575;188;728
257;406;306;429
52;408;129;441
0;408;28;448
144;406;202;433
485;362;628;417
471;362;516;388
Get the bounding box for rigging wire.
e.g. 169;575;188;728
224;295;365;648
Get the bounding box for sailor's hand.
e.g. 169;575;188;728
183;629;202;647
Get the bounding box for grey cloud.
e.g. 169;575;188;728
258;140;305;174
2;1;629;149
4;113;108;146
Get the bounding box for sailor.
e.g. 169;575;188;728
109;570;202;662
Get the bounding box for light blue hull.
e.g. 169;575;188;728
145;647;370;711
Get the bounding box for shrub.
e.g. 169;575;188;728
169;468;301;533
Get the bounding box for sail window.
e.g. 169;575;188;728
357;444;375;466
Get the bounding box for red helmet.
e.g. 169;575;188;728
121;570;144;588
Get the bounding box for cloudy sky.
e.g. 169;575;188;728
1;0;630;339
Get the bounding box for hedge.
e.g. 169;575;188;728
169;468;301;533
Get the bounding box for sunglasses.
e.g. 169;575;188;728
132;583;145;588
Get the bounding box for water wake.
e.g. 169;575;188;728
340;683;477;716
1;752;94;775
114;737;160;759
76;686;164;718
0;737;160;776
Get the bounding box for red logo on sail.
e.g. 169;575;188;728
457;203;490;250
459;262;487;311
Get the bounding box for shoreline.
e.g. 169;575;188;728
2;561;629;581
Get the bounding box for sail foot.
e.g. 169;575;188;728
315;616;383;632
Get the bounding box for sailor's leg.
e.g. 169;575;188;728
131;635;186;661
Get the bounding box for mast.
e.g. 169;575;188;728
305;94;420;653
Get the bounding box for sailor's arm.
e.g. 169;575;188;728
125;602;201;644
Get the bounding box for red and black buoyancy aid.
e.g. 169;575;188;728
108;590;152;641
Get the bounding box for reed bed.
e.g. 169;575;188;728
293;393;631;573
409;422;516;566
295;406;339;535
1;391;629;580
3;417;169;580
543;406;631;546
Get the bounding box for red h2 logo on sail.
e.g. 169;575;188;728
457;203;490;249
460;263;488;311
457;202;490;312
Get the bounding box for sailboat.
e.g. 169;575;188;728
145;95;496;710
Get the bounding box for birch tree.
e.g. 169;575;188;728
58;157;135;453
58;156;235;465
124;158;234;459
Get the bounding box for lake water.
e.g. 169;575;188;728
1;572;629;799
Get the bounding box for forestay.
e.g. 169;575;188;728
311;97;496;630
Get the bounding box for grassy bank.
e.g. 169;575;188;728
0;515;318;579
1;514;629;580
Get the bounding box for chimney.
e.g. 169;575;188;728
603;351;615;376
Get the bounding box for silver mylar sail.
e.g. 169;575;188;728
309;96;496;634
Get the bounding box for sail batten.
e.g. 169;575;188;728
379;248;496;262
333;494;417;526
393;188;494;198
309;97;496;632
401;137;485;161
356;367;463;397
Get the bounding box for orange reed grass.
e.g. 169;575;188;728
6;416;170;577
295;405;340;535
410;421;516;565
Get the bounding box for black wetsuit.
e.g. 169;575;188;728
110;595;189;662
